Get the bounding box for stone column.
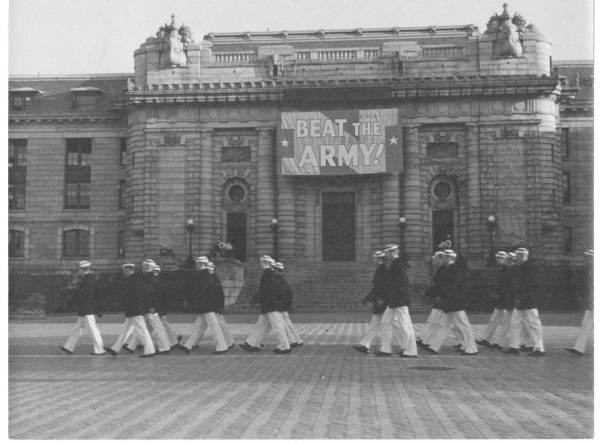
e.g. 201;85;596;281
198;129;214;254
402;125;422;259
255;128;276;256
465;122;483;260
381;173;401;245
277;175;296;260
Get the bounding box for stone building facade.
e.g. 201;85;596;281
8;5;593;302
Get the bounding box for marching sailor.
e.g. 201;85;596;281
477;251;512;348
566;249;594;356
240;255;291;354
417;250;446;348
426;249;478;355
179;256;229;354
60;260;105;355
273;261;303;348
105;263;155;357
376;244;418;358
354;250;387;354
503;248;546;356
153;264;183;349
208;261;235;350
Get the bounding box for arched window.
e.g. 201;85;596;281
63;229;90;258
9;229;25;257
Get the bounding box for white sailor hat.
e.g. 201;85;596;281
142;259;156;266
495;251;509;258
432;250;445;259
152;264;161;272
585;249;594;256
121;262;135;269
196;256;210;264
372;250;386;258
259;255;275;264
443;249;457;258
207;261;215;268
508;252;516;260
78;260;92;269
384;243;399;252
272;261;284;270
515;248;529;255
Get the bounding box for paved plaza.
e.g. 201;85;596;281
9;312;594;439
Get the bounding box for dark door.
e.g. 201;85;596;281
226;213;247;261
432;210;454;252
322;192;355;261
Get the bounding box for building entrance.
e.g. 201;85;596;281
322;192;355;261
432;210;454;252
226;212;247;261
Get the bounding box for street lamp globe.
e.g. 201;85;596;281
398;216;407;225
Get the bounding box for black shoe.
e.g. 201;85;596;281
192;345;200;350
273;348;291;354
502;347;520;355
353;345;369;354
422;345;438;354
59;346;73;355
123;346;135;354
453;344;463;350
179;345;191;354
239;342;259;352
565;347;584;356
140;353;155;358
375;351;392;357
290;342;304;348
228;344;235;350
417;341;429;350
157;350;171;355
490;343;503;350
90;352;107;356
416;339;423;344
527;350;546;357
476;339;491;347
177;335;183;344
212;349;229;355
520;345;534;352
104;346;118;357
397;351;418;358
170;344;179;351
461;351;478;355
136;345;144;351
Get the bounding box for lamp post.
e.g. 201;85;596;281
184;218;196;269
271;217;279;260
487;215;496;265
398;216;407;257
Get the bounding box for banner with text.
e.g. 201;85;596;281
279;109;402;175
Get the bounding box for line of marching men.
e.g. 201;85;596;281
354;245;594;357
60;254;303;357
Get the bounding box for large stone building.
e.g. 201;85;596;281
8;4;593;306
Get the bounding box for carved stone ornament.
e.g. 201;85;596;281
485;3;526;58
156;14;194;67
164;133;181;145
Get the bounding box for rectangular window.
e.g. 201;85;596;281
9;229;25;257
63;230;90;258
73;94;98;109
221;146;251;162
11;95;25;111
118;180;126;209
9;139;27;210
563;172;571;203
65;139;92;209
120;137;127;166
118;231;125;258
561;128;570;158
564;226;573;255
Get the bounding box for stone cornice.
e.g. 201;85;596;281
9;112;126;124
126;75;560;105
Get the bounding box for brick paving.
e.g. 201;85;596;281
9;317;594;439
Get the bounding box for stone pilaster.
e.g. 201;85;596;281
255;128;276;256
402;125;422;259
142;139;159;257
466;122;483;260
277;175;296;260
198;129;214;254
381;173;401;245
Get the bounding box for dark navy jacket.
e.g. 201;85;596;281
384;257;410;308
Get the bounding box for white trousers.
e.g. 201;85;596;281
380;306;418;356
428;311;478;353
482;308;504;342
160;315;181;346
420;308;442;344
246;312;290;351
493;309;513;347
508;308;545;352
63;315;104;354
218;314;234;347
111;316;155;355
281;311;303;344
183;312;228;352
359;314;383;349
125;313;172;352
573;310;593;354
424;309;461;346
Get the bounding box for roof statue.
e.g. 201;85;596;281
156;14;194;67
485;3;527;58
